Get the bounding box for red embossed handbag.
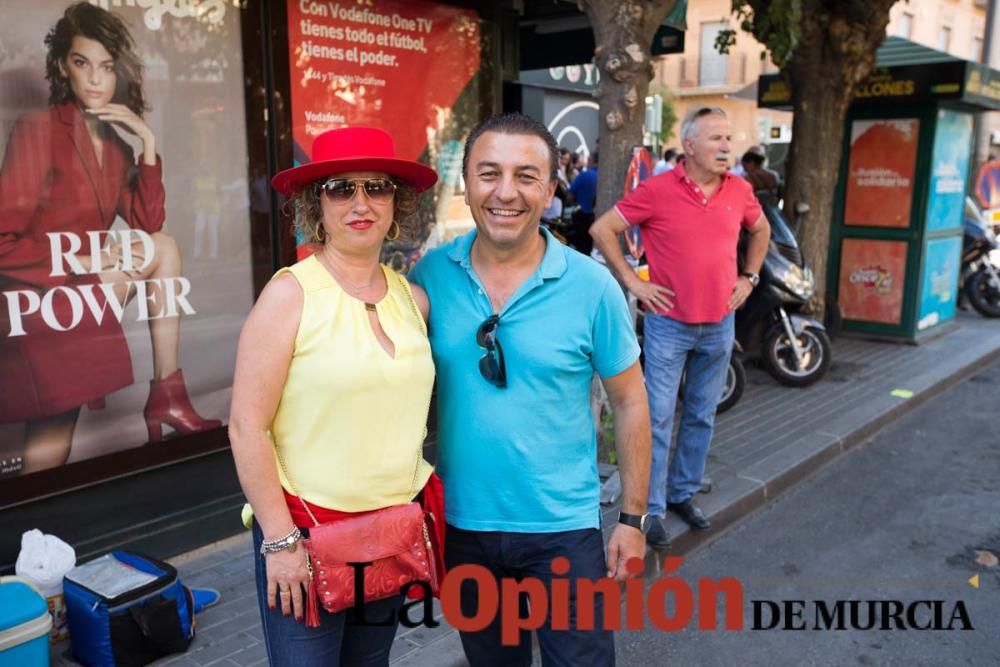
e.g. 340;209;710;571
302;501;438;625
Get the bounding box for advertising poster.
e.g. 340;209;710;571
843;119;919;228
926;110;972;233
0;2;254;481
837;239;908;325
916;237;962;331
285;0;482;263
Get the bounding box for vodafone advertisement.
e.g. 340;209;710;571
843;119;919;229
837;239;908;325
287;0;481;260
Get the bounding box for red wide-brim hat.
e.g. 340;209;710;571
271;126;439;196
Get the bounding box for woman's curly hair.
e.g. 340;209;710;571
45;2;148;115
288;177;420;245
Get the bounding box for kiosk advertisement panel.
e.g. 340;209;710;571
837;239;908;325
926;110;973;233
917;237;963;331
843;119;919;229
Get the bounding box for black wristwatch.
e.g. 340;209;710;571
618;511;650;533
741;272;760;288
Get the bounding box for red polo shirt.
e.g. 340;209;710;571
615;162;763;324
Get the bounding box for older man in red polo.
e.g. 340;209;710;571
591;106;770;549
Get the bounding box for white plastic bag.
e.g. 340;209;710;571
15;529;76;598
15;530;76;642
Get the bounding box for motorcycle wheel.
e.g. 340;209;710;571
965;269;1000;318
716;356;745;414
763;326;831;387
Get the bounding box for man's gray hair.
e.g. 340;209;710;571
680;106;728;143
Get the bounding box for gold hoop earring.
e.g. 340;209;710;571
315;225;326;243
386;221;400;241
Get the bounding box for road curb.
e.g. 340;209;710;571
658;343;1000;560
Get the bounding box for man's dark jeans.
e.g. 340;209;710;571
445;524;615;667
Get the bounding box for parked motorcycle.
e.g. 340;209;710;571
736;193;832;387
962;197;1000;318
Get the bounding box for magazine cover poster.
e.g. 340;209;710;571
0;1;254;480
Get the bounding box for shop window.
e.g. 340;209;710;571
0;1;258;494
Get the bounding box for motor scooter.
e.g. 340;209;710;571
961;197;1000;318
735;193;832;387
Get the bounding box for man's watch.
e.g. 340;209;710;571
618;511;651;533
741;272;760;288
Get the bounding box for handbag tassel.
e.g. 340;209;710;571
305;550;320;628
306;582;321;628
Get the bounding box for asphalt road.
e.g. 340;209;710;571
615;361;1000;667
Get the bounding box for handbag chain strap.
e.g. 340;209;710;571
273;267;431;528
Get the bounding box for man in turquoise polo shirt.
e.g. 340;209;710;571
409;113;651;667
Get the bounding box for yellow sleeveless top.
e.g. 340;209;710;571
269;254;434;512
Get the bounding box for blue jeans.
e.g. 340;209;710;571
252;522;403;667
445;524;615;667
644;311;735;516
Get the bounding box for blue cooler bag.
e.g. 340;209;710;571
64;551;194;667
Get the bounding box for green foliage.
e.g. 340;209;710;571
650;84;679;145
715;0;803;68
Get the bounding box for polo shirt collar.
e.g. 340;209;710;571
673;160;732;186
446;226;567;281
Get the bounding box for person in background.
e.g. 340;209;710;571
229;126;441;666
590;106;770;550
567;151;599;255
739;145;781;195
653;147;679;176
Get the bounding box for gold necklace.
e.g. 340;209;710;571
319;251;381;297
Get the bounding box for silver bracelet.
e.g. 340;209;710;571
260;527;302;555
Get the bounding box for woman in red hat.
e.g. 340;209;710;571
229;126;441;666
0;2;219;474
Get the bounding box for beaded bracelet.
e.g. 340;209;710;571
260;527;302;555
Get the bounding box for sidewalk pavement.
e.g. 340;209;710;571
50;312;1000;667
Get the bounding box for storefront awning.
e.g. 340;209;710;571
757;36;1000;112
518;0;687;71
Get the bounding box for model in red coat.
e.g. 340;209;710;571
0;3;220;474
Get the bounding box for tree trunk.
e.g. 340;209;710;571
580;0;678;217
782;59;854;316
781;0;898;316
580;0;677;464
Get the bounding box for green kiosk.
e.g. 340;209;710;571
758;37;1000;342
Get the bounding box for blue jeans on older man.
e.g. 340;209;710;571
644;311;735;517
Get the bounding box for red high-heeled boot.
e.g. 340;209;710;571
143;369;222;442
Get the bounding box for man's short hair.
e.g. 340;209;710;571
680;106;728;143
463;112;559;181
663;148;678;162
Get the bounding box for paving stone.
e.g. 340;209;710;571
186;634;258;666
